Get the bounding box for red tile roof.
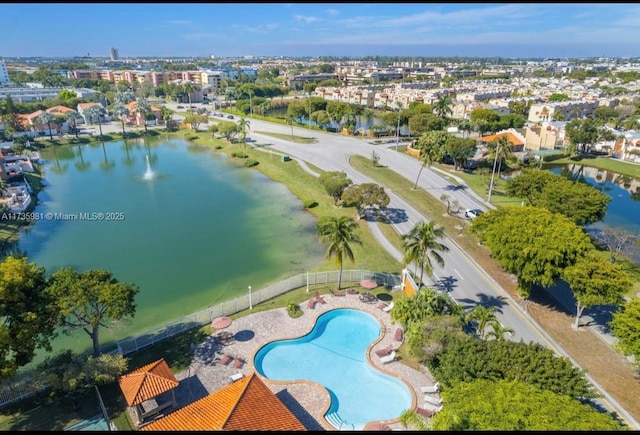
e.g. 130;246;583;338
118;359;179;407
479;132;524;146
141;372;306;431
46;105;74;115
77;102;103;111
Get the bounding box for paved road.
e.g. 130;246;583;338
202;112;639;429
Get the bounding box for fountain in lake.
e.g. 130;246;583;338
143;154;154;180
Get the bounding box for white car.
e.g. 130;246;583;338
465;209;483;219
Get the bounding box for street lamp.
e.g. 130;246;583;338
248;285;252;309
395;109;401;151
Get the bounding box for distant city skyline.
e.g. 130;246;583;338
2;3;639;59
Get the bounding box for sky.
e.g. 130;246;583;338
2;3;640;59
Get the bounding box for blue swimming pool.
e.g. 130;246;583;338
254;308;412;430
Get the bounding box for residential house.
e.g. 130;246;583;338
124;101;163;126
478;128;527;153
523;121;566;151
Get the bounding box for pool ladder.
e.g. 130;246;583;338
325;412;355;431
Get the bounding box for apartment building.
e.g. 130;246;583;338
0;60;9;84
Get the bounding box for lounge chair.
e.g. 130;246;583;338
421;402;443;413
307;297;317;309
382;301;394;313
219;354;233;366
379;351;397;364
233;357;245;369
424;394;443;406
316;295;326;304
374;344;393;357
394;328;404;342
420;382;440;394
229;372;244;383
346;288;358;295
331;289;346;297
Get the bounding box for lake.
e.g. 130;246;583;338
550;164;640;262
19;136;326;357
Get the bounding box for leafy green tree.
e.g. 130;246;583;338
326;101;351;131
319;171;352;206
135;98;151;134
182;113;208;131
36;112;56;140
340;183;390;219
218;121;240;142
35;350;128;411
565;118;600;154
506;168;610;226
413;130;449;189
610;298;640;369
286;101;307;123
391;289;461;335
431;379;623;430
469;107;500;125
564;253;632;330
548;93;570;102
160;106;174;130
315;216;362;290
46;268;140;356
408;113;445;136
431;336;596;399
400;221;449;287
0;257;58;380
444;136;476;171
470;206;594;297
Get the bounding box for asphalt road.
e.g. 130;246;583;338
189;111;639;429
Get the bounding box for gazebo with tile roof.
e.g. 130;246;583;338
140;372;307;431
117;358;179;427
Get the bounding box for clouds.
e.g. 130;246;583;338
2;4;640;58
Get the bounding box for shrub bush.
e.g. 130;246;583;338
303;200;318;208
245;159;259;167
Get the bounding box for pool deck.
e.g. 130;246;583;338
158;292;440;430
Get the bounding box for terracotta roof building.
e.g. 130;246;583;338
118;358;179;427
141;372;307;431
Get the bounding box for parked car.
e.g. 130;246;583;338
227;115;234;119
176;105;184;109
464;209;483;219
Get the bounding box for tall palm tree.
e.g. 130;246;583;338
401;221;449;288
237;117;251;151
84;105;106;136
285;114;295;140
484;319;514;341
36;112;55;140
182;81;198;111
64;110;81;138
111;101;129;136
413;131;448;189
315;216;363;290
433;93;453;121
135;98;151;134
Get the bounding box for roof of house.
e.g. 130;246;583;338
479;131;524;146
117;358;179;407
46;105;75;115
77;102;103;111
26;110;45;120
140;372;306;431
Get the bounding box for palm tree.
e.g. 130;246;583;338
237;117;251;151
64;110;81;138
182;81;198;111
84;105;106;136
401;221;449;288
135;98;151;134
36;112;55;140
111;101;129;136
484;319;514;341
160;106;174;131
285;114;295;140
413;131;448;189
486;136;513;201
315;216;363;290
433;93;453;121
466;305;498;338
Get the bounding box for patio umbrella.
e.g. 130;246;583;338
360;279;378;290
211;316;232;330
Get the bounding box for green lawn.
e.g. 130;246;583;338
253;130;317;144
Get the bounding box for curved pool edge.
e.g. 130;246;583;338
251;306;417;430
